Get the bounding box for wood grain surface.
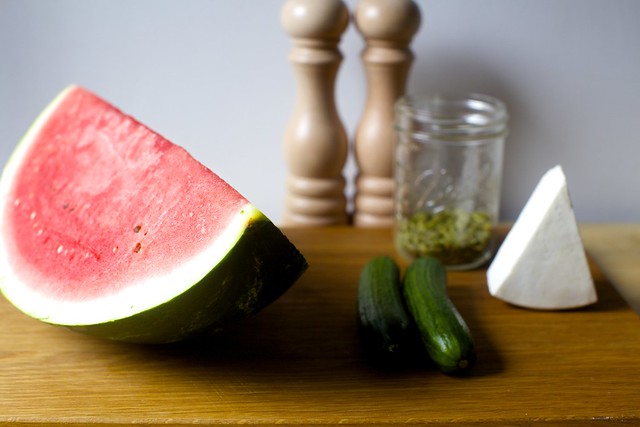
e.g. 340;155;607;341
0;225;638;426
581;223;640;314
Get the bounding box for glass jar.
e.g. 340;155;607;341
394;93;508;270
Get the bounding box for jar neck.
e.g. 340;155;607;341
395;93;508;142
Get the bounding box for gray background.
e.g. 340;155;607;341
1;0;639;224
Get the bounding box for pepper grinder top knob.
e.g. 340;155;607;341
355;0;421;46
281;0;349;44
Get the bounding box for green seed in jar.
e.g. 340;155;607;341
396;208;492;265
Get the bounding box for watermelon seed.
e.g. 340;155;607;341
57;245;64;254
63;202;69;209
113;246;119;254
134;225;142;233
30;211;36;220
134;242;142;253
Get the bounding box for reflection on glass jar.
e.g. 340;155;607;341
394;93;508;270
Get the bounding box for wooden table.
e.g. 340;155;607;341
1;225;639;426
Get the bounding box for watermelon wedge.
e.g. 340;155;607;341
0;85;307;343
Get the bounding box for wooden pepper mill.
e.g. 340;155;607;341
353;0;421;227
281;0;350;226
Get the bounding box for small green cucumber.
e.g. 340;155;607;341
357;256;414;359
403;256;476;374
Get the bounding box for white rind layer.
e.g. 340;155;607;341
0;87;78;321
0;203;255;326
487;165;597;310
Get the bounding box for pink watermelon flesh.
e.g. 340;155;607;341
0;85;307;343
5;87;249;301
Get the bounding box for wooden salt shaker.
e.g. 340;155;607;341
353;0;421;227
281;0;350;226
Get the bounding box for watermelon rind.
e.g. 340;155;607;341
72;206;307;343
1;203;307;343
0;85;308;343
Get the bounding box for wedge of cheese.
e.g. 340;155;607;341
487;165;597;310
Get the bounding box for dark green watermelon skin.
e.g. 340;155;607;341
68;213;307;344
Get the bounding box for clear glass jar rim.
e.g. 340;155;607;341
396;92;507;124
395;93;508;139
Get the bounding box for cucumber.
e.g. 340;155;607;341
403;256;476;374
357;256;414;359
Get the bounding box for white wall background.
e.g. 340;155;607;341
1;0;639;224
